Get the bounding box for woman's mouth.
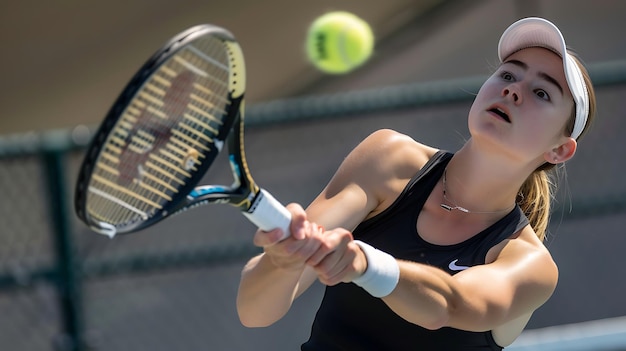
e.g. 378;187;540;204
488;107;510;122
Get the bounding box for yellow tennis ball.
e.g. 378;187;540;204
306;11;374;74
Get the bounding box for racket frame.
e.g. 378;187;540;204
75;25;252;236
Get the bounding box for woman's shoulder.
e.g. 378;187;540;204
358;129;439;171
319;129;441;222
348;129;439;193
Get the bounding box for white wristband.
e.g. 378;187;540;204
352;240;400;298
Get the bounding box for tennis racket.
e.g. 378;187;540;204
74;24;291;239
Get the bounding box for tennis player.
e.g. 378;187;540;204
237;17;596;350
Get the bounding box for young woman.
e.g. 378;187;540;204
236;17;596;350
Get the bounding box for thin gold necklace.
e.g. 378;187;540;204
440;168;516;214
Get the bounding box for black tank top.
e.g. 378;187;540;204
302;151;529;351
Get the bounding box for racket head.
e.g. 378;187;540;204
74;24;248;236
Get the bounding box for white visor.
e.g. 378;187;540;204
498;17;589;140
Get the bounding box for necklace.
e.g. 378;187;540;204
440;168;516;214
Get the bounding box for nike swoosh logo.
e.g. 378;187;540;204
448;259;471;271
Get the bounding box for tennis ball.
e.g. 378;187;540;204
306;11;374;74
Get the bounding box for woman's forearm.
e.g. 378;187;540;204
236;253;308;327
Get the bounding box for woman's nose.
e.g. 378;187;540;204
502;86;522;104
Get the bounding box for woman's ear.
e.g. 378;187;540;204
544;137;577;164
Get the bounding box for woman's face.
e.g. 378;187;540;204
468;47;575;165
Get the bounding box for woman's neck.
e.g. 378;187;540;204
443;142;533;214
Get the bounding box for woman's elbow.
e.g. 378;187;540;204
237;301;283;328
237;310;276;328
420;314;450;330
238;317;270;329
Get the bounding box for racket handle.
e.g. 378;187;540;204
242;189;292;241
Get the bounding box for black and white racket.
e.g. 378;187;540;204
74;24;291;238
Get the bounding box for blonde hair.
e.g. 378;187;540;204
519;51;596;241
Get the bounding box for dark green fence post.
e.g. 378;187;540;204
42;148;86;351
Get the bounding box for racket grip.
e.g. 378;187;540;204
242;189;292;241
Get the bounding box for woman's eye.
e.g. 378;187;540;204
501;72;514;81
535;89;550;101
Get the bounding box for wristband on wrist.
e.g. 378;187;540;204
352;240;400;298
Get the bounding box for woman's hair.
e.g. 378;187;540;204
519;51;596;241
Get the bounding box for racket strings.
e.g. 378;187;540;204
87;35;235;226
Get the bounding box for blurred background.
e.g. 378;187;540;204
1;0;625;350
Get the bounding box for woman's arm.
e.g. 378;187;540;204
236;204;322;327
237;128;430;327
311;225;558;332
383;228;558;331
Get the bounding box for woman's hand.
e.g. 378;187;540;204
251;203;368;286
252;203;325;272
306;227;368;286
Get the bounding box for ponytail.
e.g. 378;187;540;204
519;170;554;242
